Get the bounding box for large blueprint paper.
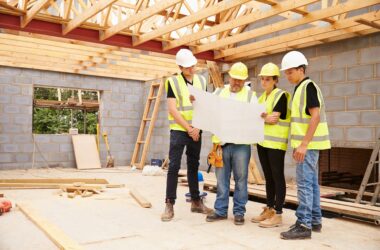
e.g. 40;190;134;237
188;85;265;144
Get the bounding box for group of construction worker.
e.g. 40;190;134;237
161;48;330;240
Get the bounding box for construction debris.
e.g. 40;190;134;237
129;189;152;208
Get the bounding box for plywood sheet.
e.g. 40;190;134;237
72;135;101;169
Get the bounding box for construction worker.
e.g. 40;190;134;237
161;49;213;222
206;62;257;225
251;63;290;228
279;51;331;239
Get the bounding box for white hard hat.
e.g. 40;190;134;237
280;51;308;71
176;49;197;67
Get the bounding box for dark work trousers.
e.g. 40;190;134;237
257;144;286;213
166;130;201;203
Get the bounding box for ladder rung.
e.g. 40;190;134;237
152;83;161;87
366;182;380;187
143;118;152;121
137;141;145;144
148;97;157;100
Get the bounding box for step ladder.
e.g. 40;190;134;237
130;79;164;169
355;137;380;205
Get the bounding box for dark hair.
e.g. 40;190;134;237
272;76;279;82
296;65;307;74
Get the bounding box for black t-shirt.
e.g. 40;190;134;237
166;73;194;98
293;77;320;116
273;93;287;120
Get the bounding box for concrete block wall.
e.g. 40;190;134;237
242;33;380;181
0;66;144;169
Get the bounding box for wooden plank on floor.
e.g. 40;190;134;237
72;135;101;169
0;178;109;184
204;178;380;222
129;189;152;208
17;203;83;250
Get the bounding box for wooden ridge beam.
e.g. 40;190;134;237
100;0;182;41
213;0;380;59
63;0;118;35
132;0;250;46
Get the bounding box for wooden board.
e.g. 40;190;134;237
129;189;152;208
17;203;83;250
72;135;101;169
0;178;108;184
204;178;380;223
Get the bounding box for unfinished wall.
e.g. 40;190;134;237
0;67;144;169
243;33;380;180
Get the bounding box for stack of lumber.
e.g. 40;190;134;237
203;177;380;224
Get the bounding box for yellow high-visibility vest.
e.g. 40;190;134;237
258;88;291;151
291;79;331;150
165;74;207;131
211;87;256;144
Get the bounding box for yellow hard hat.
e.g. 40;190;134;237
228;62;248;80
258;63;280;77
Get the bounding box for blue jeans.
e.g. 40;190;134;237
295;150;322;229
214;144;250;217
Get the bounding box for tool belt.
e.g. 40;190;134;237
207;143;223;173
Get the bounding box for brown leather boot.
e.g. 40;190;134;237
161;202;174;222
191;199;213;214
251;207;275;223
259;214;282;228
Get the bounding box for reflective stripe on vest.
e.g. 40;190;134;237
258;88;291;151
166;74;206;131
290;79;331;150
211;87;256;144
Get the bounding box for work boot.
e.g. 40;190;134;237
191;199;213;214
206;212;227;222
259;214;282;228
280;222;312;240
312;224;322;232
251;207;275;223
234;215;245;225
161;202;174;222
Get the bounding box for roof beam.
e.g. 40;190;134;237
223;11;380;61
21;0;51;28
356;18;380;30
132;0;250;46
63;0;118;35
210;0;380;58
100;0;182;41
163;0;319;51
0;1;25;14
236;26;377;62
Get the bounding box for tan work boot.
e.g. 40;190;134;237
191;199;213;214
251;207;275;223
161;203;174;222
259;213;282;228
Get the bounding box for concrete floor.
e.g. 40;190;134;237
0;167;379;250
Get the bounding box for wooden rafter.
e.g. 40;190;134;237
100;0;182;41
224;11;380;61
208;0;380;58
132;0;250;46
63;0;118;35
0;1;25;14
21;0;51;28
162;0;319;51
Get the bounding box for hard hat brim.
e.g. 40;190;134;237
229;72;248;80
177;56;197;67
